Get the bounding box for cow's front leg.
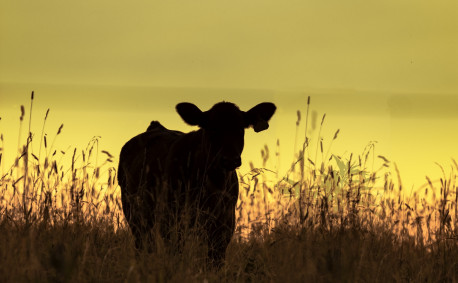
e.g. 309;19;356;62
206;217;235;269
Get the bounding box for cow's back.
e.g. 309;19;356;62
118;122;183;195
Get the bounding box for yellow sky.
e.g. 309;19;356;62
1;1;457;190
1;0;457;92
1;86;457;192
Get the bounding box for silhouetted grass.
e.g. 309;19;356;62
0;93;457;282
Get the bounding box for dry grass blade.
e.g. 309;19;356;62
101;150;114;159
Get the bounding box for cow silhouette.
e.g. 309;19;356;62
117;101;276;266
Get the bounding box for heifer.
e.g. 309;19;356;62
117;101;276;266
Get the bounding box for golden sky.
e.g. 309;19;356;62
1;1;457;190
1;0;457;92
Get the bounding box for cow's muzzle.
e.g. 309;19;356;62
222;156;242;171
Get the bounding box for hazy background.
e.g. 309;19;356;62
1;0;457;190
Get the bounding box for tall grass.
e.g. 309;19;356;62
0;93;121;229
0;93;457;282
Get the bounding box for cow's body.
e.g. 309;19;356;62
118;102;276;266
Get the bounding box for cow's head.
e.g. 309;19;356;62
176;102;276;171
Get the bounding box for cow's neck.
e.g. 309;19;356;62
190;129;231;188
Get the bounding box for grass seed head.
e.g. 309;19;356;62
333;129;340;140
20;105;25;121
57;124;64;135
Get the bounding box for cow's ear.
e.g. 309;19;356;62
176;103;203;126
244;102;276;132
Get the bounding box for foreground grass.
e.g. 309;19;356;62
1;217;456;282
1;94;457;282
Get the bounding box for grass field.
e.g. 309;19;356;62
1;94;457;282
